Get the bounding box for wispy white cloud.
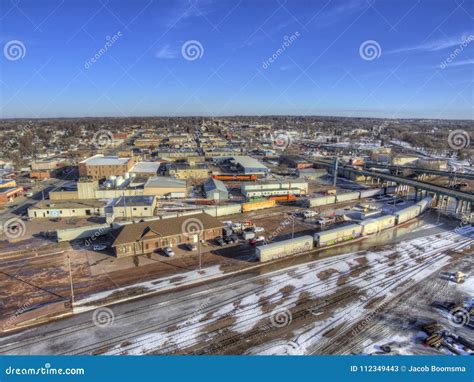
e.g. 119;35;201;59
387;33;474;54
164;0;217;28
307;0;369;29
155;44;179;59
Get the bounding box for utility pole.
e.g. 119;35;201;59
198;232;202;272
67;254;75;306
333;156;338;187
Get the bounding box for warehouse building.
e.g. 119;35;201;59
79;155;134;180
112;213;224;257
143;176;187;198
28;199;107;218
232;156;269;175
129;162;160;177
203;178;228;201
0;186;23;203
164;163;209;180
112;196;157;218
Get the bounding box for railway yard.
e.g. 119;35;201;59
0;214;472;355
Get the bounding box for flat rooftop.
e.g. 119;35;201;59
114;195;155;207
130;162;160;174
145;176;187;189
80;155;130;166
32;199;107;209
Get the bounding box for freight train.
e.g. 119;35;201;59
256;197;432;262
303;187;394;208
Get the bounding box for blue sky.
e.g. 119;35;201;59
0;0;473;119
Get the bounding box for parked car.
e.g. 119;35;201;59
214;236;225;246
249;236;266;246
92;244;107;251
253;226;265;233
21;216;33;221
163;247;175;257
186;243;197;251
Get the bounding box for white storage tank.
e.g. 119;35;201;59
314;224;363;247
256;235;313;262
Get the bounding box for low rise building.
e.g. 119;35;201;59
79;155;134;180
232;156;269;175
112;196;157;218
112;213;224;257
27;199;107;218
165;163;209;180
143;176;187;198
203;178;228;201
0;187;23;203
130;162;160;177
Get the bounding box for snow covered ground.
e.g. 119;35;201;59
1;225;472;355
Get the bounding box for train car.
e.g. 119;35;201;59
415;197;432;213
242;199;276;212
256;235;313;262
304;195;336;208
360;188;384;199
395;205;422;224
268;194;297;202
360;215;396;235
314;224;363;248
336;191;361;203
212;174;257;181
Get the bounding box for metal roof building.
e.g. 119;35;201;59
203;178;228;200
232;156;269;175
